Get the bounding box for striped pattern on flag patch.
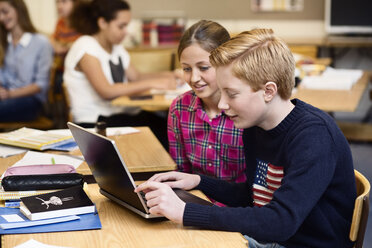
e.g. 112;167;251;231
253;159;284;207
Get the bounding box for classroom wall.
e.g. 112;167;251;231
127;0;324;20
24;0;326;44
24;0;57;34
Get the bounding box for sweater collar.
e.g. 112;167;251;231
263;98;304;136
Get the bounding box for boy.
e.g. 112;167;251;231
136;29;356;248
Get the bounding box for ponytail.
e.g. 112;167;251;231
70;0;130;35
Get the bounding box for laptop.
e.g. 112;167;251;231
67;122;213;219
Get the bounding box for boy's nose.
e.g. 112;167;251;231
218;96;228;110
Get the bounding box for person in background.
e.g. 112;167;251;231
136;29;356;248
50;0;81;95
64;0;179;147
168;20;246;204
0;0;53;122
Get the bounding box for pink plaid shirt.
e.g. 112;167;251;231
168;91;246;183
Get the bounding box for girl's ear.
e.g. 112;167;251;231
263;81;277;102
97;17;107;30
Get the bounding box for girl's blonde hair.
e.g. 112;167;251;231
210;29;295;100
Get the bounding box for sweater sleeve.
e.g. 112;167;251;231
184;124;338;242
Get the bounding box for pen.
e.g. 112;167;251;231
51;157;56;164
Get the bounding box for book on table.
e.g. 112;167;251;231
20;185;96;221
0;127;73;151
0;207;102;234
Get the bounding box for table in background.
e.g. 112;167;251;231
112;94;173;111
292;71;370;112
2;183;247;248
112;71;369;114
0;127;176;180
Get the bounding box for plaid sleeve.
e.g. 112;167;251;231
167;100;192;172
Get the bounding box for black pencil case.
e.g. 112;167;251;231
1;173;84;191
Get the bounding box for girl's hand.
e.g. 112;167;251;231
0;87;9;100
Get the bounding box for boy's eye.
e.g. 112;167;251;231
182;67;191;72
227;91;238;98
199;66;210;71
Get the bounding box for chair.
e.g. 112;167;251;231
337;73;372;143
0;60;59;131
0;116;53;131
337;122;372;143
62;83;73;124
128;48;177;73
350;169;370;248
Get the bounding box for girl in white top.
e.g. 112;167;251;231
64;0;179;147
64;35;135;123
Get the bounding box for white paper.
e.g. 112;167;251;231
1;214;24;222
14;238;74;248
48;127;139;137
150;83;191;98
0;144;27;158
11;151;83;169
301;68;363;90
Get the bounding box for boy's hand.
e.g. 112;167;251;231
135;181;185;223
148;171;201;190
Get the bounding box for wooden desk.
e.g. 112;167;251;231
2;184;247;248
292;71;370;112
112;94;173;111
113;71;369;114
0;127;176;177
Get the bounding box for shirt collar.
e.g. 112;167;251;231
187;91;226;118
7;32;32;47
188;92;203;112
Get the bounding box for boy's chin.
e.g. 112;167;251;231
233;120;252;129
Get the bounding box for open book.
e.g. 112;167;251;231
0;127;73;151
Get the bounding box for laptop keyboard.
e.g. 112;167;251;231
139;191;147;204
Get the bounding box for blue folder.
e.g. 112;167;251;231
0;207;101;235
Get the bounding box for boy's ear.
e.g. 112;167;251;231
263;81;277;102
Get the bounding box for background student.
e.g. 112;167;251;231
136;29;356;248
0;0;53;122
168;20;246;197
64;0;179;147
50;0;81;95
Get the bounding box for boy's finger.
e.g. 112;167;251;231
135;181;161;192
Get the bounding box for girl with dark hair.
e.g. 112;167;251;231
64;0;179;147
0;0;53;121
167;20;246;201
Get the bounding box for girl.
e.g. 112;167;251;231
168;20;246;191
64;0;179;147
0;0;53;122
50;0;81;95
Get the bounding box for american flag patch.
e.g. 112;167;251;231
253;159;284;207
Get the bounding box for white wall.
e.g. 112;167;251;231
24;0;58;34
23;0;325;43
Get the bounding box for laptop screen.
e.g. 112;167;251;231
68;123;146;212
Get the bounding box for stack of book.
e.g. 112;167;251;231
0;127;76;151
0;186;101;234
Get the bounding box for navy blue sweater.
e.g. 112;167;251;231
183;99;356;248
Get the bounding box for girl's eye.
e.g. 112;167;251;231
182;67;191;72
